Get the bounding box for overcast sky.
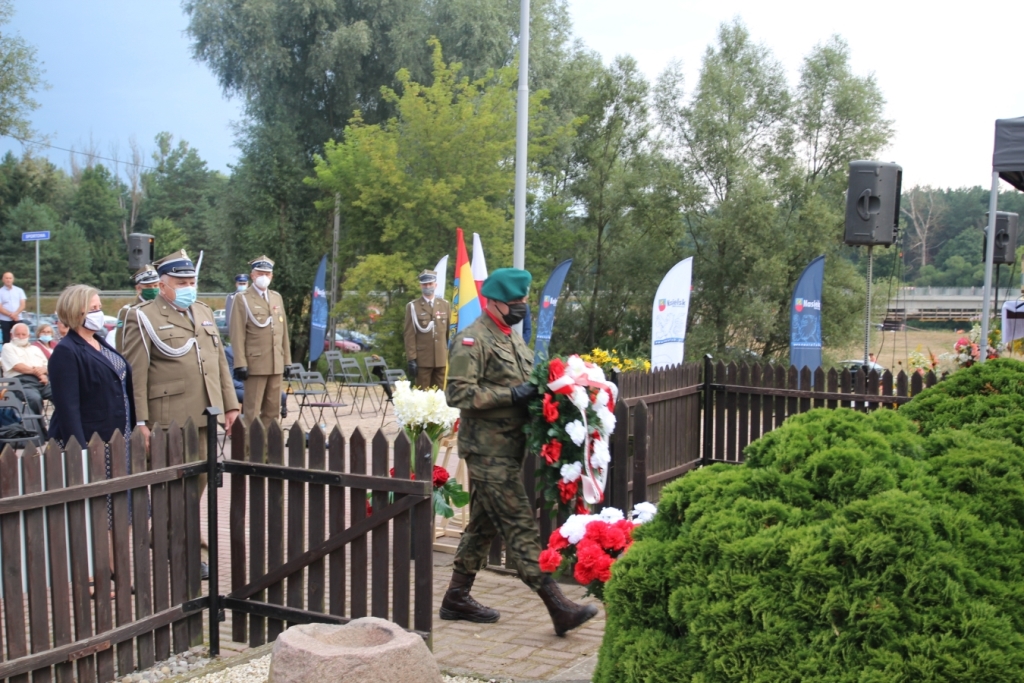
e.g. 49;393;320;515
4;1;1022;191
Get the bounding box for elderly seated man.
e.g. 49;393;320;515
1;322;51;416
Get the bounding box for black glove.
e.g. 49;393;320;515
407;360;418;379
283;366;292;379
510;383;539;406
233;366;248;381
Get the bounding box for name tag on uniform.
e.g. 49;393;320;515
202;320;213;326
462;338;474;346
159;324;173;330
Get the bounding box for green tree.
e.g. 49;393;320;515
70;165;128;288
0;0;45;138
655;23;892;360
308;41;563;365
2;197;57;280
43;220;91;289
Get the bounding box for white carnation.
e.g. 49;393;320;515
595;406;615;437
594;388;609;407
567;354;586;376
559;513;597;545
631;501;657;524
570;385;590;411
599;507;625;524
560;461;583;483
590;438;610;469
565;420;586;446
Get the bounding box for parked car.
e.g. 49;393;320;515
838;359;886;375
325;336;362;353
336;329;373;350
214;308;228;332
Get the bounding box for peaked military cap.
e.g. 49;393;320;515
235;273;250;283
249;255;274;272
132;265;160;286
153;249;196;278
418;269;437;284
480;268;532;302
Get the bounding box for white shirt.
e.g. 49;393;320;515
0;285;26;322
1;342;47;377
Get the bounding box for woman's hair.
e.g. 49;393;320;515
36;323;53;336
55;284;100;331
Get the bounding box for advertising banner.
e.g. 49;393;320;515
790;255;825;375
308;254;329;363
533;259;573;360
651;258;692;370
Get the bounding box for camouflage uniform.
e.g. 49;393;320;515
446;312;544;590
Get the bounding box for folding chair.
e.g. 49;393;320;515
282;363;305;414
363;357;392;414
0;394;46;449
335;357;376;416
324;350;344;383
379;368;407;428
296;371;347;427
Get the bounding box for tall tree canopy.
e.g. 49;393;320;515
0;0;44;139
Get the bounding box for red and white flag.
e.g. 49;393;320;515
471;233;489;309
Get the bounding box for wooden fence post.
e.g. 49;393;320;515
413;432;434;648
633;401;649;505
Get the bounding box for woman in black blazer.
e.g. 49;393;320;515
49;285;136;447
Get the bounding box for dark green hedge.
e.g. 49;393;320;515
594;403;1024;682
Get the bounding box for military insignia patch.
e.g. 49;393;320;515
202;320;214;326
462;338;474;346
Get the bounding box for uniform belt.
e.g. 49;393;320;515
460;406;528;420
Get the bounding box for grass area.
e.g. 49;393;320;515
830;325;1024;374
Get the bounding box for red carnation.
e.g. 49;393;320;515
539;548;563;573
575;496;589;515
574;538;613;584
432;466;450;488
542;393;560;423
557;478;578;504
540;439;563;465
547;529;569;551
365;501;373;516
548;357;566;382
588;519;627;551
389;467;415;480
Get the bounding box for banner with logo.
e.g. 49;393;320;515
309;254;329;363
533;259;573;360
651;257;692;370
790;255;825;375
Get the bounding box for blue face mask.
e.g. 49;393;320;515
38;335;52;343
174;286;197;309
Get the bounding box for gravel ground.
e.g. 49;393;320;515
122;647;212;683
157;653;497;683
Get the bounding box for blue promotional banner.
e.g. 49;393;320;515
790;255;825;377
308;255;329;363
533;259;572;360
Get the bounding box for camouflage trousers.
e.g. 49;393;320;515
452;450;545;591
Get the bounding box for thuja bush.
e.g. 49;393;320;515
594;408;1024;683
900;358;1024;439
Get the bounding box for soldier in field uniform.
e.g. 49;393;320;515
443;267;597;636
404;269;450;388
114;265;160;353
228;255;291;426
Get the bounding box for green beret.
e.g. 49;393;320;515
480;268;532;302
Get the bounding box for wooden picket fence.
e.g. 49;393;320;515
0;424;206;683
223;420;435;647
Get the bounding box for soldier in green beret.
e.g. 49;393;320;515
442;267;598;636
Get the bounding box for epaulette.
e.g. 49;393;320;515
194;300;212;310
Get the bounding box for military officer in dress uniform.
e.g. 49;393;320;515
403;270;450;388
114;265;160;352
228;256;291;426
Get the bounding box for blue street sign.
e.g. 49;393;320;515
21;231;50;242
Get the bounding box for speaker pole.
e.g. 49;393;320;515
864;246;873;367
981;171;1000;364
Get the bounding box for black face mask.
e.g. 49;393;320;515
502;302;527;326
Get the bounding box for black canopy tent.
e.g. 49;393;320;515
982;117;1024;359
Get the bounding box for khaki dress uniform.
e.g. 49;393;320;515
121;291;239;460
404;296;450;388
115;265;160;354
228;284;291;425
114;296;144;354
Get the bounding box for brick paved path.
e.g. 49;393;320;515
201;399;604;682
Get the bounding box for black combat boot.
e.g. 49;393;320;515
439;571;500;623
538;577;598;636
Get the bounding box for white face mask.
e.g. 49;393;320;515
254;275;271;290
83;310;105;332
11;337;28;347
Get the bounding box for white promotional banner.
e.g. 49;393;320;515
434;254;449;300
651;257;692;370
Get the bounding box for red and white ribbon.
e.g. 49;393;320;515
547;355;619;505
